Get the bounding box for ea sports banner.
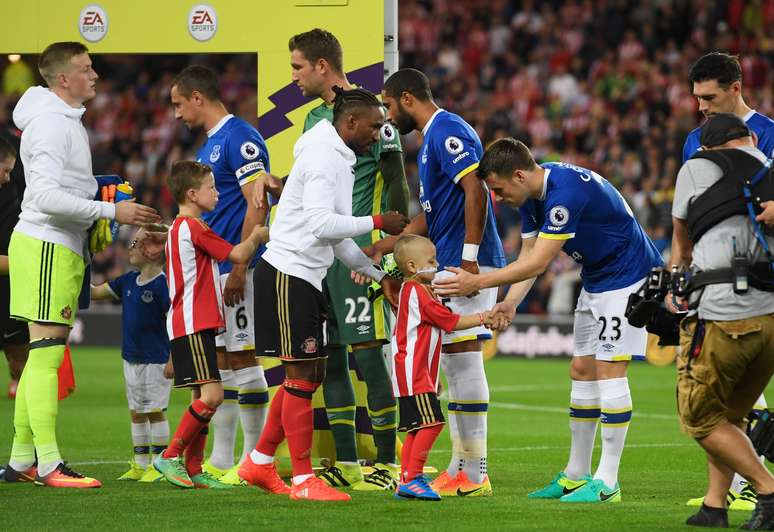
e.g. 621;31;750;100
2;0;385;178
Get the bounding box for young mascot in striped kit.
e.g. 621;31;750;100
390;235;495;501
154;161;267;489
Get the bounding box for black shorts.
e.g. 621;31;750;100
253;258;327;362
0;276;28;348
398;392;445;433
170;329;219;388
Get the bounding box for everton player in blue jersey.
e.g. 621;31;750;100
170;65;270;484
683;52;774;162
435;139;663;504
380;68;505;497
680;52;774;511
91;228;171;483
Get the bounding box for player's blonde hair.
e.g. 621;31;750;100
38;41;89;87
394;234;434;277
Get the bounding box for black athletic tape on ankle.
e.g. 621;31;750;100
29;338;67;350
284;386;313;399
188;405;211;423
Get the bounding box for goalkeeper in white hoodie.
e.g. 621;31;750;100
2;42;159;488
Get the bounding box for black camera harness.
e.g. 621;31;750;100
683;149;774;298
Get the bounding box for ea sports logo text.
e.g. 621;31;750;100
78;5;108;42
188;4;218;42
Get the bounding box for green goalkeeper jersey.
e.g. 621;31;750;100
303;101;402;247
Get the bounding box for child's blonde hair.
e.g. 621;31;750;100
394;234;434;277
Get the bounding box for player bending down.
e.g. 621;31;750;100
391;235;495;501
90;228;171;483
154;161;267;489
435;139;663;503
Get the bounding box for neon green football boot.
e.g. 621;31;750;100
317;462;364;488
191;471;234;489
153;455;193;489
138;465;164;483
527;471;591;499
202;460;230;479
117;461;146;481
352;463;399;491
218;464;247;486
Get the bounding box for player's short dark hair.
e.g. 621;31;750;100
288;28;343;74
383;68;432;102
0;136;17;160
479;138;537;178
332;86;381;124
688;52;742;88
38;41;89;86
167;161;212;204
172;65;221;102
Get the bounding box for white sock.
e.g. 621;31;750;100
730;394;768;493
594;377;632;488
441;354;464;477
208;369;239;470
150;420;170;458
293;473;313;486
442;351;489;484
565;380;600;480
235;365;269;464
131;420;151;468
250;449;274;465
37;461;62;477
8;458;34;472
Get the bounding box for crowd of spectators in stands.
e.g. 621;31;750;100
1;0;772;313
399;0;774;313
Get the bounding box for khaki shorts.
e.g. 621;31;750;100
676;314;774;439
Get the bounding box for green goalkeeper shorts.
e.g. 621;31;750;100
9;231;86;327
323;258;389;347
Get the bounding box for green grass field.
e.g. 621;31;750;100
0;348;769;531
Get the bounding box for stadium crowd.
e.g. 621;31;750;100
1;0;773;314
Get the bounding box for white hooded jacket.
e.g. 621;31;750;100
262;119;383;290
13;86;115;256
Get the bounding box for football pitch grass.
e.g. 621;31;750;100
1;347;771;531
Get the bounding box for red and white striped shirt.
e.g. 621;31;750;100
391;281;460;397
165;216;233;340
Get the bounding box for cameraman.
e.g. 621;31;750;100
670;113;774;529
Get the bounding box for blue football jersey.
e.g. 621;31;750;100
196;115;270;273
417;110;505;269
683;111;774;162
519;162;663;292
108;271;171;364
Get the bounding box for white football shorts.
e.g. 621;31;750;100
434;266;498;346
573;277;648;361
216;267;256;352
123;360;172;413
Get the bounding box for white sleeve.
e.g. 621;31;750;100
302;167;374;240
332;239;386;281
24;118;115;222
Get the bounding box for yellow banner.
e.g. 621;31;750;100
3;0;385;176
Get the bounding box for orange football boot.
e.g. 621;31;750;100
35;463;102;488
290;476;351;501
429;470;456;493
4;464;37;482
238;460;291;494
